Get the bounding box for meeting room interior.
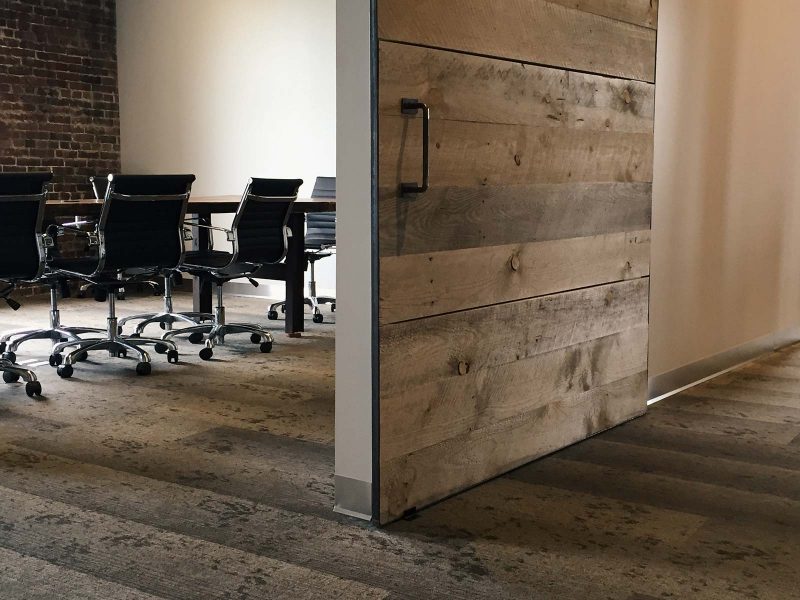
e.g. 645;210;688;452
0;0;348;571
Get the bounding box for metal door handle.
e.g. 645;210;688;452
400;98;430;196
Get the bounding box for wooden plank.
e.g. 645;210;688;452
379;182;652;257
380;372;646;522
377;0;657;82
379;42;655;134
380;230;650;324
379;117;654;190
381;326;648;463
380;278;649;393
379;277;649;522
546;0;658;29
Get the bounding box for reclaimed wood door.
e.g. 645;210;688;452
376;0;658;523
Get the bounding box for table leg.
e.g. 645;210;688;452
192;212;213;314
285;213;306;336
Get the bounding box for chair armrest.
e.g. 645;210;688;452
189;222;235;242
58;224;99;247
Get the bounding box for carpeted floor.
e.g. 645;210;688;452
0;292;797;599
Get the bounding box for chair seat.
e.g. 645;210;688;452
50;256;100;276
183;250;233;269
51;257;158;286
306;250;332;261
182;251;258;280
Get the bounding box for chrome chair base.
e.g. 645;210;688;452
122;311;213;336
267;261;334;324
118;275;211;335
163;285;273;360
0;285;103;362
50;291;179;378
0;359;42;397
268;296;335;323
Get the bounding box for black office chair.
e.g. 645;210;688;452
0;172;55;397
75;175;161;301
163;178;302;360
268;176;336;324
49;174;195;378
0;176;107;363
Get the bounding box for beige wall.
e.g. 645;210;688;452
651;0;800;378
116;0;336;296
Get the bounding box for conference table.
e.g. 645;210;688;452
45;196;336;336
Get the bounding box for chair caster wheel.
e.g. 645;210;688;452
3;371;20;384
25;381;42;398
312;313;324;324
76;352;88;362
167;350;179;364
93;289;108;302
267;310;279;320
57;365;74;379
155;343;169;354
116;349;127;359
117;326;123;335
199;347;213;361
0;342;6;353
250;333;262;344
136;362;151;376
331;303;335;312
77;290;86;299
49;354;63;367
188;332;204;344
260;341;273;353
2;351;16;363
280;305;285;314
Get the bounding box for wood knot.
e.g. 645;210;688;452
514;154;521;166
622;88;632;104
510;254;521;272
457;361;470;376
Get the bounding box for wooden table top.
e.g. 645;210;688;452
45;195;336;218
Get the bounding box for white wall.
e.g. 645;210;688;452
334;0;374;520
116;0;336;297
651;0;800;380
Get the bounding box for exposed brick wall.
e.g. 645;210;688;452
0;0;120;200
0;0;120;296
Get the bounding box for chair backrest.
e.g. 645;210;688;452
0;172;52;280
98;174;195;272
232;178;302;265
306;176;336;250
89;175;109;200
311;176;335;199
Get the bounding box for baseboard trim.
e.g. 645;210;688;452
648;326;800;401
225;281;336;300
333;475;372;521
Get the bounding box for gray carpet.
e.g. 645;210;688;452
0;292;797;599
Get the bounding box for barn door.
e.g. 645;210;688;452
376;0;658;523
